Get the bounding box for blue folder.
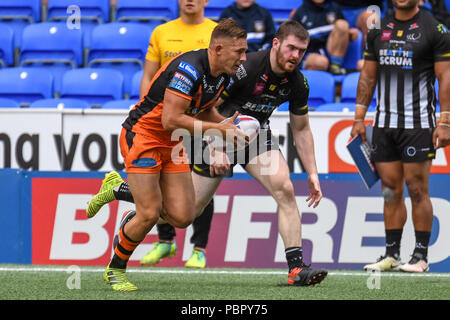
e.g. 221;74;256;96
346;124;380;189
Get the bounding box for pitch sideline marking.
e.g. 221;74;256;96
0;265;449;278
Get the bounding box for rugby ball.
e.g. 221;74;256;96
209;115;260;151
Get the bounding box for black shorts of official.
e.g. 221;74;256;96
187;128;280;178
371;127;436;163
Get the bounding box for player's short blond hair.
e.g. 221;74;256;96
210;18;247;44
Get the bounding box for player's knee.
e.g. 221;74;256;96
172;214;195;228
382;185;403;203
134;208;160;229
272;179;295;203
304;54;329;71
406;181;427;203
334;19;350;34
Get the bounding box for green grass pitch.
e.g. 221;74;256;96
0;265;449;301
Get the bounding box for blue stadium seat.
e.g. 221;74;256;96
102;99;139;109
0;0;41;23
341;7;365;28
47;0;111;48
130;70;144;99
18;22;83;94
277;102;289;111
115;0;178;24
0;0;41;48
258;0;298;23
60;68;124;107
47;0;110;23
0;98;20;108
87;23;153;96
342;30;363;70
29;98;91;109
315;102;377;112
341;72;377;107
204;0;231;21
301;70;335;108
314;102;354;112
0;67;54;107
0;24;14;68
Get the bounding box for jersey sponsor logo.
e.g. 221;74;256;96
409;23;419;30
169;77;193;95
437;24;448;34
387;22;395;29
381;30;392;41
132;158;157;167
379;48;413;69
242;101;275;113
396;30;404;37
236;64;247;80
164;50;182;59
178;61;199;80
174;72;193;87
252;83;265;95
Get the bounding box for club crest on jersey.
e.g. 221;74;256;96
406;32;421;42
326;12;336;24
178;61;199;80
254;21;265;33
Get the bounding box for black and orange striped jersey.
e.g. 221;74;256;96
122;49;230;147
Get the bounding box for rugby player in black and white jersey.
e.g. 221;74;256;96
187;20;327;286
350;0;450;273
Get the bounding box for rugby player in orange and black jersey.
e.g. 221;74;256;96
122;48;230;144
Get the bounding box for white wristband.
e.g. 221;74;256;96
356;104;368;109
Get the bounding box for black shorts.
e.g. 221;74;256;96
186;128;279;178
371;127;436;163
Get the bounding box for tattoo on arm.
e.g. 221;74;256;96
356;75;377;106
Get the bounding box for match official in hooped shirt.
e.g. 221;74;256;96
351;0;450;273
103;19;249;291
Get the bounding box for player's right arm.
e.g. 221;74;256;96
351;26;379;143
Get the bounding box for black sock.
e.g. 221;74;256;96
113;182;134;203
109;253;128;269
413;230;430;261
385;229;402;259
285;247;304;272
